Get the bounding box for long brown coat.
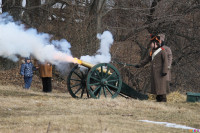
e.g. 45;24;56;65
39;63;52;78
162;45;172;81
138;48;168;95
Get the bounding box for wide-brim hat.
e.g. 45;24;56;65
150;34;160;43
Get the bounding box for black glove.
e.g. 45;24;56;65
135;64;140;68
161;73;167;76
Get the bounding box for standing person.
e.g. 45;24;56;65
20;57;36;89
158;34;173;94
38;62;53;92
135;35;168;102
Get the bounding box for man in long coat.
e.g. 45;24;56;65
135;35;168;102
158;34;173;93
39;62;53;92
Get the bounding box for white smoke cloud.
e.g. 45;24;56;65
0;13;73;65
80;31;114;64
0;13;114;74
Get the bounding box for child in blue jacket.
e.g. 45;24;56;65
20;57;36;89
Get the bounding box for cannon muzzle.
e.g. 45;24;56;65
73;58;111;74
73;58;94;68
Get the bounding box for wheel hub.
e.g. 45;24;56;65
101;79;108;86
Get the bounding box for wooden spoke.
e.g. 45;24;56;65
67;65;90;98
105;86;114;96
87;63;122;99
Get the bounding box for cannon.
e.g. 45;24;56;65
67;58;148;100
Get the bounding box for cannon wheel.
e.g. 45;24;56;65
86;63;122;99
67;65;90;98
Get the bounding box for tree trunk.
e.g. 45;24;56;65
89;0;106;34
1;0;23;70
26;0;41;28
2;0;13;12
86;0;106;53
2;0;23;21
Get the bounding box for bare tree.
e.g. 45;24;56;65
108;0;200;93
1;0;200;92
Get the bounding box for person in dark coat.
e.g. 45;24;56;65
158;34;173;94
20;57;36;89
135;35;168;102
38;62;53;92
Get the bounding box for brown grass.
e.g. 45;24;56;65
148;91;187;102
0;84;200;133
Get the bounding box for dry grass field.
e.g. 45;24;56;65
0;84;200;133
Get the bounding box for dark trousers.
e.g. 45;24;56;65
24;76;33;89
42;77;52;92
156;95;167;102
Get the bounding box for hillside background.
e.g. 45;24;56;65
0;0;200;93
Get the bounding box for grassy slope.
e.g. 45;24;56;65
0;85;200;133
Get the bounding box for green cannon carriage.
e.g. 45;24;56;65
67;58;148;100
